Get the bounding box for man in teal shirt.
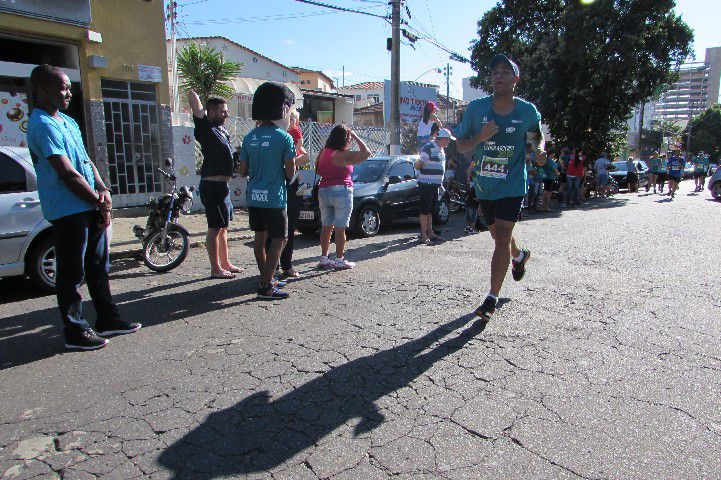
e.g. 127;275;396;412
455;54;544;321
27;65;140;351
238;82;297;300
693;152;710;192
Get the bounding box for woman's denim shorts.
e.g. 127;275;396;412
318;185;353;228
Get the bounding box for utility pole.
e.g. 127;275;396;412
167;1;179;114
637;102;645;157
342;65;345;88
389;0;401;155
444;63;452;123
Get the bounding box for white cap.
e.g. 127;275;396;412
437;128;456;140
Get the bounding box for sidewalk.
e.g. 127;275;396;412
110;209;253;259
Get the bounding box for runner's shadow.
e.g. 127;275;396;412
655;198;673;203
157;313;486;478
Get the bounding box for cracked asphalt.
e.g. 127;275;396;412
1;181;720;479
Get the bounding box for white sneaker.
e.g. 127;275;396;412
333;257;355;270
317;256;334;269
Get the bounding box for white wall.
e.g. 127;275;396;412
335;97;355;124
174;38;299;83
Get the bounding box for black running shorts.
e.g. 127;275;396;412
248;207;288;239
199;179;231;229
479;196;524;226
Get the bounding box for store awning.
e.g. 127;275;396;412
229;77;303;109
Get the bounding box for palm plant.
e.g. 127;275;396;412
177;42;242;102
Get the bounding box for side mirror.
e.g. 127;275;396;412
165;158;173;167
387;175;402;185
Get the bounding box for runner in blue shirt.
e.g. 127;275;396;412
692;152;710;192
666;149;685;199
454;54;544;322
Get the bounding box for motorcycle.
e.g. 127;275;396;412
133;159;194;272
445;177;467;214
584;171;619;198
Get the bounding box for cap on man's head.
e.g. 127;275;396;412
488;54;520;77
252;82;295;121
437;128;456;140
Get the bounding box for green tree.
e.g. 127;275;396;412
683;105;721;160
177;42;242;102
468;0;693;157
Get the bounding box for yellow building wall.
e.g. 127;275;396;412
0;0;169;103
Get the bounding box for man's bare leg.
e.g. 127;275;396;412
263;237;286;284
487;220;517;297
218;228;243;272
207;228;224;276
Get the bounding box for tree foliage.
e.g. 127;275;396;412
683;104;721;160
177;42;243;103
469;0;693;157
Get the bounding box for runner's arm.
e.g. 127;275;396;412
189;90;205;118
456;121;499;154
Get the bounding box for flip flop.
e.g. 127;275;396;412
282;269;300;278
223;266;245;273
210;271;236;279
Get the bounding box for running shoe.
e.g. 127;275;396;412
511;248;531;281
95;318;142;337
474;296;497;322
317;256;334;269
257;284;289;300
64;328;109;351
333;257;355;270
272;277;287;288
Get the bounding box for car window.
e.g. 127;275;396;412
388;161;414;180
0;153;28;193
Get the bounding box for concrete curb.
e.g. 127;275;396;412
110;233;254;261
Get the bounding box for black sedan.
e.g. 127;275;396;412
295;156;450;237
609;160;649;190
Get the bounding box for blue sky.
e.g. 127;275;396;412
172;0;719;98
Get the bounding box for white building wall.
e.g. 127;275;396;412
462;77;488;103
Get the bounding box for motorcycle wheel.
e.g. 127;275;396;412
142;228;189;272
448;193;463;213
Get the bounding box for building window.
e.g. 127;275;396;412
368;94;380;103
355;95;362;101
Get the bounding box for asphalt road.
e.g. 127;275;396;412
1;182;720;479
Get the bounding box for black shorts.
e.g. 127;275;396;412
199;179;231;229
418;183;438;215
542;179;555;191
465;187;479;208
657;173;667;183
668;174;681;183
558;172;567;183
248;207;288;239
479;196;524;226
694;171;706;179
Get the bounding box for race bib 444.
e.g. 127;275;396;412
479;156;509;179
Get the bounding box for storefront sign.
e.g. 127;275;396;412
137;65;162;83
383;80;437;126
0;0;91;26
0;91;29;148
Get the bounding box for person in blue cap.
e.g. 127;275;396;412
454;54;544;322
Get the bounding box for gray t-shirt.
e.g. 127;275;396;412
595;157;611;175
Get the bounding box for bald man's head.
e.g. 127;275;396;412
31;64;72;111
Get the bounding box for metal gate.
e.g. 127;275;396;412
101;80;162;208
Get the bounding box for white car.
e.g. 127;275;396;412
0;146;111;292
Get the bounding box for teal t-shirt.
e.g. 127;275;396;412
693;156;709;172
454;96;541;201
542;158;558;180
659;159;668;173
647;157;661;173
27;108;97;221
240;126;295;209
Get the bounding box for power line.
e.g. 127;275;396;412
184;10;352;25
293;0;390;20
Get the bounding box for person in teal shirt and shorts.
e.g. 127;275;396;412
454;54;544;322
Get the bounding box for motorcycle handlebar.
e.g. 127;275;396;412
157;167;176;181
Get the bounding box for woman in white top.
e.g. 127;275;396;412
417;101;442;150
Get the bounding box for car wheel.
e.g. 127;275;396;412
434;197;450;225
355;204;380;237
28;236;56;294
712;182;721;200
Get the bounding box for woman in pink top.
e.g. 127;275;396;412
565;149;585;206
316;125;371;270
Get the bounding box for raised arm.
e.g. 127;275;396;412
189;90;204;118
332;130;371;167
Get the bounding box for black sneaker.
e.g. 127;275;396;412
95;318;142;337
64;328;109;351
257;284;289;300
474;296;497;322
511;248;531;281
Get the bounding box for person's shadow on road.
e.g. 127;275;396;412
157;313;487;479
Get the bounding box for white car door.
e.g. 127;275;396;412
0;151;44;266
